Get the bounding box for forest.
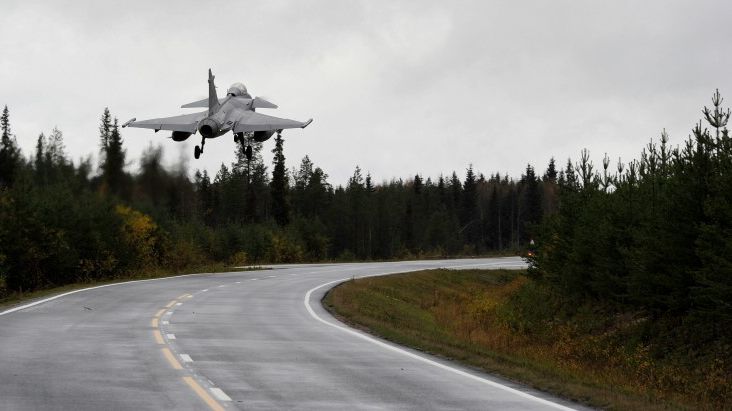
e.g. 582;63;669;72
529;90;732;335
1;91;730;340
0;106;550;295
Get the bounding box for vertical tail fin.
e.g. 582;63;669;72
208;68;219;116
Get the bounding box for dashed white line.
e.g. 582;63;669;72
176;302;182;306
201;289;209;292
166;333;176;340
180;354;193;363
235;281;241;284
250;278;258;281
266;275;276;278
162;320;170;325
217;285;226;288
210;388;232;402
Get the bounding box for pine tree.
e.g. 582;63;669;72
46;127;66;168
270;133;289;226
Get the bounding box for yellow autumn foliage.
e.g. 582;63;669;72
115;205;160;267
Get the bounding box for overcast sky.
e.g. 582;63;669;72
2;1;731;185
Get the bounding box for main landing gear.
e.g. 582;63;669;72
234;132;253;161
194;136;206;159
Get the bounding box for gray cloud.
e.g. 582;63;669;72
2;0;731;184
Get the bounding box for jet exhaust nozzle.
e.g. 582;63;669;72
198;118;220;138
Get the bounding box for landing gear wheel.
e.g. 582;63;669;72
245;145;253;161
194;145;201;159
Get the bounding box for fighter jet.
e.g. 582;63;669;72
122;69;312;161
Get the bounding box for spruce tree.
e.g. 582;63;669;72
413;174;423;194
0;105;20;187
270;133;289;226
99;107;111;151
98;109;126;196
460;165;479;246
102;117;126;196
34;133;47;183
543;157;558;183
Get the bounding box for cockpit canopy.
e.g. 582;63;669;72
227;82;249;97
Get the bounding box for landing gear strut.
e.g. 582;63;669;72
194;136;206;159
234;132;253;161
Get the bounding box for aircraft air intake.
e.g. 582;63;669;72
253;130;275;142
171;131;192;142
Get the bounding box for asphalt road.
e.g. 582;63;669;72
0;258;587;410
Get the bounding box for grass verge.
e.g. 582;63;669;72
323;269;727;410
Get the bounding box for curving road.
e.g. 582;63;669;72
0;258;587;410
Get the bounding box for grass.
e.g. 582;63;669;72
323;269;729;410
0;263;267;310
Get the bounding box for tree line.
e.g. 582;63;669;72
530;90;732;345
0;106;553;294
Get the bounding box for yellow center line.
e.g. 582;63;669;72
153;329;165;344
183;377;225;411
155;293;224;411
161;347;183;370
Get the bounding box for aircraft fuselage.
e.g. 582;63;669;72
197;96;252;139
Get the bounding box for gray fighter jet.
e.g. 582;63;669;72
122;69;312;160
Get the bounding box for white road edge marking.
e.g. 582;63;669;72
0;272;206;317
162;320;170;325
166;334;176;340
180;354;193;363
304;277;575;411
210;387;232;401
176;302;182;306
